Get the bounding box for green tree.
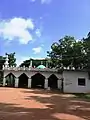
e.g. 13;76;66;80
0;56;6;69
0;56;6;84
20;59;31;67
6;52;17;67
83;32;90;69
47;36;86;69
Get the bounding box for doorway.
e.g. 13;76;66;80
31;73;45;89
18;73;28;88
48;74;58;89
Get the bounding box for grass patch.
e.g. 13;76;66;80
73;93;90;100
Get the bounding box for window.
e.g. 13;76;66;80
78;78;86;86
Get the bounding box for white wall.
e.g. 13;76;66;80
63;71;90;93
3;70;62;89
4;70;62;79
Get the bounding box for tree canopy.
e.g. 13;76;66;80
6;52;17;67
18;33;90;70
47;34;90;69
0;56;6;70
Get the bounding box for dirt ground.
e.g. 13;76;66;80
0;87;90;120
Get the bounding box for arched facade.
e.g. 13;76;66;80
3;69;63;90
31;73;45;88
48;74;58;89
5;73;15;87
18;73;28;88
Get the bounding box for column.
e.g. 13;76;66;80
44;78;48;89
41;61;43;65
58;79;62;89
30;60;32;67
4;53;9;68
28;78;32;88
3;77;6;86
46;61;48;68
15;77;19;88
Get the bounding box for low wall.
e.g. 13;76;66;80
63;71;90;93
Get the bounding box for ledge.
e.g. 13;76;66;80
3;67;58;72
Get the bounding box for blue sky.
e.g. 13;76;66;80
0;0;90;65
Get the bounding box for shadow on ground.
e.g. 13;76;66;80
0;88;90;120
22;89;90;120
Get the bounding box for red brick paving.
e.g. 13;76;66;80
0;87;90;120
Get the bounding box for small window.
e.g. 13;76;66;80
78;78;86;86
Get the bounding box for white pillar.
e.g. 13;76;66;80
28;78;32;88
46;61;48;68
15;77;19;87
58;79;62;89
3;77;6;86
4;54;9;68
41;61;43;65
44;78;48;89
30;60;32;67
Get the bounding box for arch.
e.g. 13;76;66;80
48;73;60;79
18;72;29;78
31;73;45;89
48;74;58;89
4;72;17;78
18;73;28;88
5;73;16;87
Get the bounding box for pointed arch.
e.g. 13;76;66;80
5;73;16;87
5;73;16;78
18;73;28;88
48;74;58;89
4;72;16;78
31;73;45;89
18;72;29;78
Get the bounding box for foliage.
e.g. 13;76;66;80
74;93;90;100
83;33;90;69
19;33;90;69
0;56;6;70
47;35;88;69
20;59;31;67
6;52;17;67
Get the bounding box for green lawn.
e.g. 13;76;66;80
74;93;90;100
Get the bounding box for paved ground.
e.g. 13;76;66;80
0;87;90;120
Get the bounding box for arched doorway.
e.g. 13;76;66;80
48;74;58;89
5;73;15;87
18;73;28;88
31;73;45;89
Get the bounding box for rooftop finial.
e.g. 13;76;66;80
4;53;9;68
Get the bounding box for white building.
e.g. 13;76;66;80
63;70;90;93
2;54;90;93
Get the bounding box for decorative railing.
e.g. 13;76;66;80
2;65;78;72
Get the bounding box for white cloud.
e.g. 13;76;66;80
0;17;35;44
32;47;42;54
35;28;41;37
40;17;43;20
31;57;45;60
41;0;52;4
16;55;46;66
30;0;52;4
16;55;30;66
30;0;36;2
41;44;44;47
